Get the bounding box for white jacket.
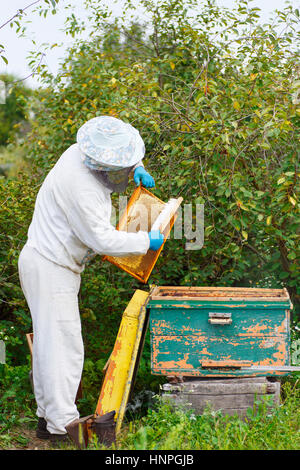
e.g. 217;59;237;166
27;143;150;273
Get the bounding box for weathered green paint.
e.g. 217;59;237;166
148;297;291;378
150;307;288;337
150;300;291;309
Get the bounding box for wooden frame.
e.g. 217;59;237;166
26;333;33;358
150;286;292;304
103;186;183;283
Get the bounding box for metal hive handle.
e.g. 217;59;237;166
208;312;232;325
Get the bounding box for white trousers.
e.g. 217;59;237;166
18;244;84;434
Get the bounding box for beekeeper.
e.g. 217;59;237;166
18;116;164;443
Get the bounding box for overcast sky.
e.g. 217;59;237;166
0;0;299;88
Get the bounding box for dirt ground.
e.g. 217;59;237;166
18;427;52;450
2;425;76;451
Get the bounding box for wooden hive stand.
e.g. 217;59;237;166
161;377;281;418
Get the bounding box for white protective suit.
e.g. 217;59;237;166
18;143;149;434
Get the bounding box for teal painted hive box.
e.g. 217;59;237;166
148;286;293;378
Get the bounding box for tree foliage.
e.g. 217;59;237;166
0;0;299;368
0;74;32;146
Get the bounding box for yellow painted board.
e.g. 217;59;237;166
94;289;149;434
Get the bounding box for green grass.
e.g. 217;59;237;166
0;364;36;449
1;364;299;450
112;380;300;451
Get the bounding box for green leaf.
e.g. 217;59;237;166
242;230;248;240
288;196;296;206
277;177;285;185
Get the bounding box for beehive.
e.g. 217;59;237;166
148;286;293;378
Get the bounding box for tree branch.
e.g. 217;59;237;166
8;52;46;86
0;0;42;31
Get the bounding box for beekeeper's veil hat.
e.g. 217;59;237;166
77;115;145;171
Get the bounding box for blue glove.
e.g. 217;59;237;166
134;166;155;188
148;230;164;251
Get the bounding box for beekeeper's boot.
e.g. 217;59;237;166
36;417;50;439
